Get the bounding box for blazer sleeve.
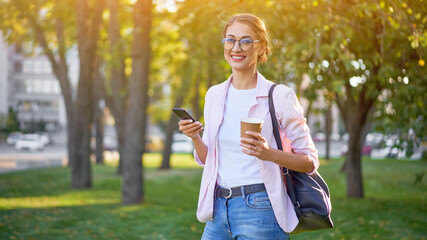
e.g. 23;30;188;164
193;87;213;166
274;85;319;174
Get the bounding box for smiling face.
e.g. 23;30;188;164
224;22;263;73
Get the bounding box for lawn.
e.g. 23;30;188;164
0;154;426;240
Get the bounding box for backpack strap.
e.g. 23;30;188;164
268;83;302;217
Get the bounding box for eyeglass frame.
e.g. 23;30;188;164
221;37;260;51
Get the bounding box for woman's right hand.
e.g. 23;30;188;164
178;119;203;139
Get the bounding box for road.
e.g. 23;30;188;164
4;130;416;174
314;141;346;159
0;130;67;173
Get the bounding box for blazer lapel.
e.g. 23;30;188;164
210;78;231;140
248;71;272;117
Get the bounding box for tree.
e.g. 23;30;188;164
120;0;152;204
103;0;129;175
0;0;105;188
5;107;20;133
269;0;426;197
71;0;106;188
102;0;152;203
93;58;105;165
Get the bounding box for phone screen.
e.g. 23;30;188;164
172;108;196;122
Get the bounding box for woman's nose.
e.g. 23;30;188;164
231;41;242;51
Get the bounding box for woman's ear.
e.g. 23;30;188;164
258;45;265;56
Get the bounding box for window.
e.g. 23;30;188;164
23;60;33;74
14;61;23;73
43;61;53;74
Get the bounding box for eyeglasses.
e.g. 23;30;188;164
221;38;260;51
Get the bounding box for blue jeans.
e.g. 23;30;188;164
201;191;290;240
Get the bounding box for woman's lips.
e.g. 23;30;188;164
231;55;246;62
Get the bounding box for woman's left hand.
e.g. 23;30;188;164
240;131;271;161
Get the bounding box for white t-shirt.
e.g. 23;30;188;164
217;84;264;188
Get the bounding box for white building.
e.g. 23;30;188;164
0;35;67;131
0;34;8;116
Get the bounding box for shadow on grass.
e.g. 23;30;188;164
0;166;204;239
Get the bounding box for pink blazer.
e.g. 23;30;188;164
194;72;319;233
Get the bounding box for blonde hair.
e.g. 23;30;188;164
222;14;271;63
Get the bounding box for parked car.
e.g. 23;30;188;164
15;134;45;151
313;132;326;142
341;144;372;157
172;133;194;153
365;133;384;148
6;132;23;145
35;131;51;146
330;133;341;141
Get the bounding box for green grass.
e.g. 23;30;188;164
0;154;426;240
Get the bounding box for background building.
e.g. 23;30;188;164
0;35;66;132
0;34;9;116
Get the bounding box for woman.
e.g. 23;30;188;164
178;14;319;239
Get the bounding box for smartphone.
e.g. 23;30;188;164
172;108;196;122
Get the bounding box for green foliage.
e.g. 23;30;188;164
0;0;76;55
5;107;20;134
0;157;426;239
148;10;189;125
264;0;426;153
0;113;7;132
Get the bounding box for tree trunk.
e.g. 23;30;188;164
325;104;332;160
122;0;152;204
115;118;126;175
95;104;104;164
72;54;96;188
71;117;93;189
94;57;105;165
160;97;184;169
340;102;371;198
71;0;105;189
66;117;75;168
28;16;76;168
106;0;127;175
344;123;364;198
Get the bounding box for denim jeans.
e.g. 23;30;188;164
201;191;290;240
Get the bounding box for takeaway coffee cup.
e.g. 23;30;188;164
240;118;264;140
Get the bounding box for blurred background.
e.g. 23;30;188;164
0;0;425;173
0;0;426;239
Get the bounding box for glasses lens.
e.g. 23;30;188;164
222;38;235;50
240;38;253;51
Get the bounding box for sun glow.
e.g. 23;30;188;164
155;0;177;12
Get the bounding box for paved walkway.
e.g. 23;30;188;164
0;155;68;174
